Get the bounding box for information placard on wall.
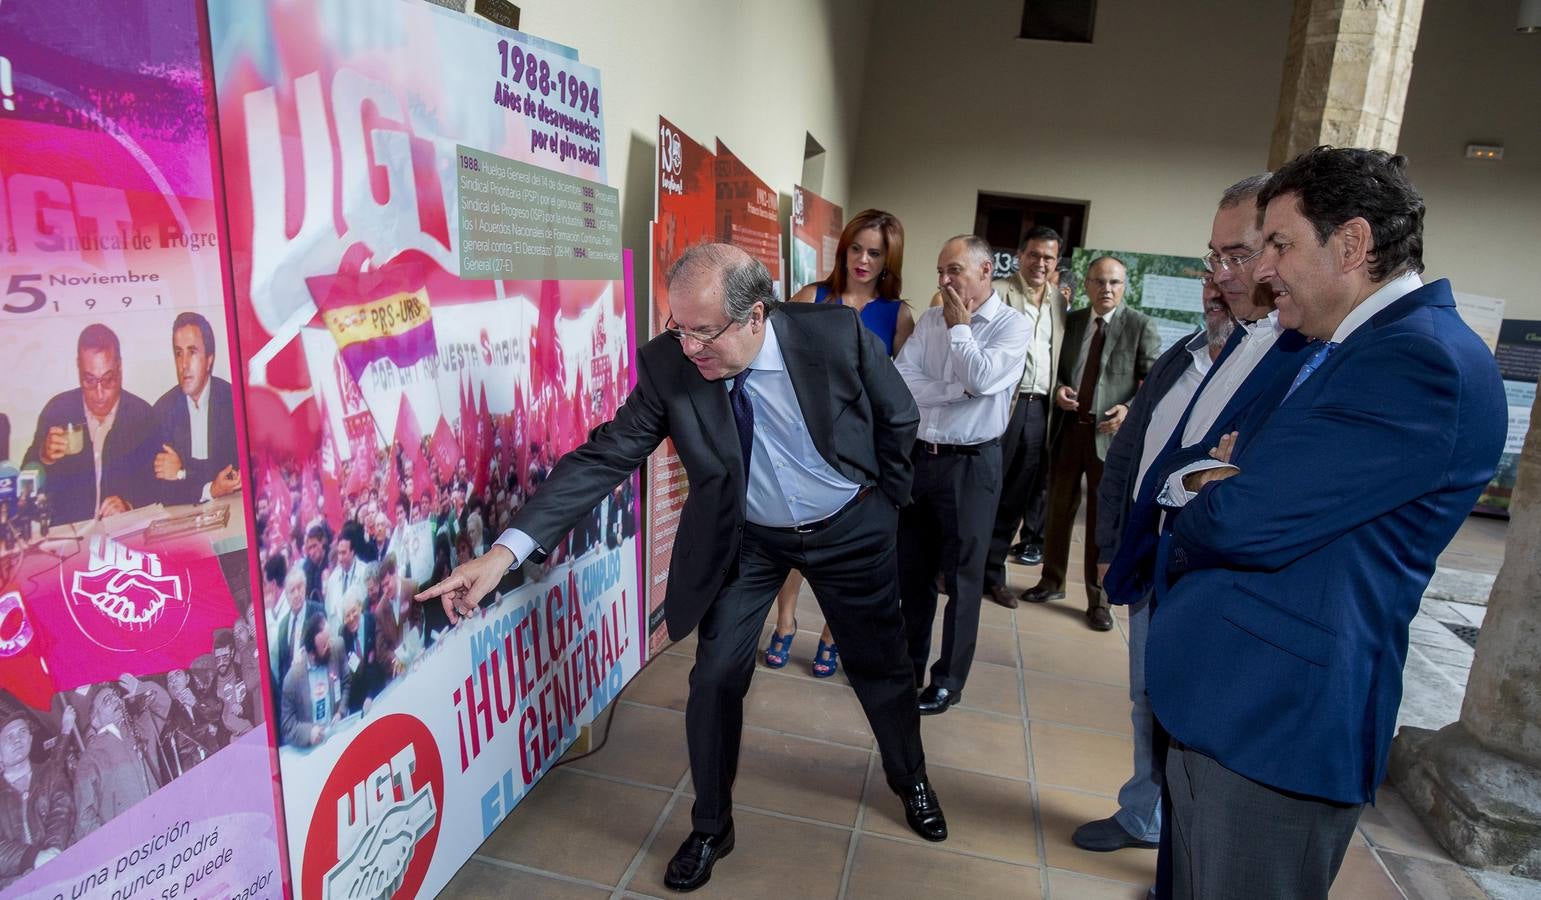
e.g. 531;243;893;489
1069;247;1208;352
1477;319;1541;517
206;2;642;896
790;185;843;296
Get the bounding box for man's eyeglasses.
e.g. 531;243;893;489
80;370;121;390
1201;247;1264;274
664;315;736;346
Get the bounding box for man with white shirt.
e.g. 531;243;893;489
896;235;1028;715
322;534;365;636
24;325;159;524
1071;174;1276;857
151;313;241;506
983;227;1066;607
1146;147;1506;897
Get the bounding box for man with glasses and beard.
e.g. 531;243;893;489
420;243;946;892
1071;174;1292;861
280;611;346;748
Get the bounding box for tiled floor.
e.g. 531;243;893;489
442;516;1529;899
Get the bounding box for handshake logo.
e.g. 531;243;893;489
66;535;190;651
323;786;437;899
303;714;446;900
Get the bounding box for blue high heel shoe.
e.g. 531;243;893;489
811;639;839;678
763;620;796;668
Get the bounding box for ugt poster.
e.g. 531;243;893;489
207;2;642;896
0;2;282;898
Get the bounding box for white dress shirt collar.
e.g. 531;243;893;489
1092;302;1123;325
971;292;1006;323
1331;270;1423;344
743;317;787;374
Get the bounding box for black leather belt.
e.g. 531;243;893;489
1019;392;1048;403
915;437;1000;456
756;485;873;534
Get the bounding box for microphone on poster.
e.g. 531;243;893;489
0;55;15;112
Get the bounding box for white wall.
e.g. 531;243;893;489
847;0;1294;305
513;0;876;308
847;0;1540;322
1399;0;1541;320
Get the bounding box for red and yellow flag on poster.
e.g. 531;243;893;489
306;254;439;384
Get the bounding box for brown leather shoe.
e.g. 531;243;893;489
1086;607;1114;631
985;584;1019;609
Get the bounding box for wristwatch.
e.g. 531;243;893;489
176;468;187;481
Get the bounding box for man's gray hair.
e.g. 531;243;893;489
1219;173;1272;211
666;242;776;324
946;234;994;268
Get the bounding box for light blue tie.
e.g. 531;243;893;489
1284;340;1339;401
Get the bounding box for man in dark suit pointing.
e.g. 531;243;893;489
420;243;944;892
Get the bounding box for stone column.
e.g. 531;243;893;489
1268;0;1425;169
1391;377;1541;877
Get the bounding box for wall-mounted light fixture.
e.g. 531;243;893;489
1465;144;1505;161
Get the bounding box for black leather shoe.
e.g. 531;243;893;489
1011;544;1044;566
1020;585;1065;604
663;821;735;892
917;684;961;715
1086;607;1114;631
896;779;948;841
1072;816;1158;852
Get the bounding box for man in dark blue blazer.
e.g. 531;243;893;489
1075;173;1288;859
151;312;242;506
24;324;159;525
1147;147;1507;898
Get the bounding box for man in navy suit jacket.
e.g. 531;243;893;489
151;312;242;506
1147;148;1506;898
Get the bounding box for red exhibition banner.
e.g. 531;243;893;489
0;3;283;899
645;121;789;658
790;185;843;295
646;117;717;658
206;2;641;897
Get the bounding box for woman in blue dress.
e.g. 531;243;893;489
763;209;914;678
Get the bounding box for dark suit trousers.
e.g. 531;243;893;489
985;395;1049;588
1042;421;1107;610
1164;740;1362;899
687;491;925;833
898;443;1002;692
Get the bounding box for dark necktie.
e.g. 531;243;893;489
1076;317;1106;424
728;370;755;478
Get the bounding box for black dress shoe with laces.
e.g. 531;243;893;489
1020;584;1065;604
916;684;962;715
896;778;949;841
663;821;735;892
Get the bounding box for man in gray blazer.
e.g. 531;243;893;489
420;243;944;892
1021;256;1161;630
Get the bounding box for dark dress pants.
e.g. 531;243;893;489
1040;420;1108;610
687;490;925;833
898;443;1003;692
1163;740;1363;899
985;394;1049;589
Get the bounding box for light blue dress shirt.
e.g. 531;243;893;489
737;319;860;528
493;318;859;565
